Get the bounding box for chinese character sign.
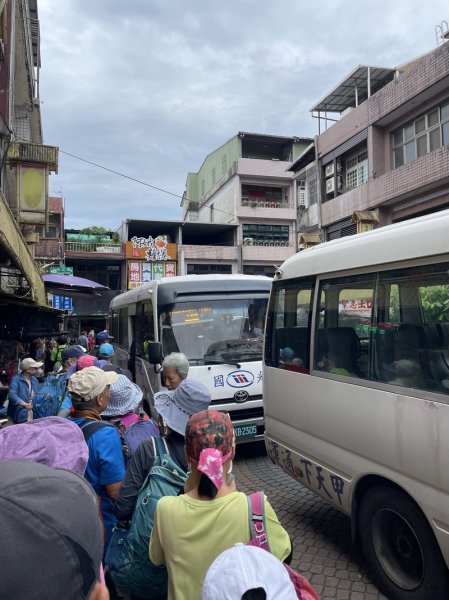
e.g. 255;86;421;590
125;236;177;262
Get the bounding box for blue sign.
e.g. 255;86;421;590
52;295;73;311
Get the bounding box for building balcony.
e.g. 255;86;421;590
242;241;296;263
8;142;59;173
237;157;294;179
238;201;296;220
65;241;124;258
180;244;237;261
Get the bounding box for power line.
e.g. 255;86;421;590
58;148;238;223
59;149;183;199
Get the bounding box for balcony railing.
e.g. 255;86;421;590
65;241;123;254
243;240;292;247
8;142;59;173
241;200;293;209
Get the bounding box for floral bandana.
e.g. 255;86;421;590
197;447;233;490
186;410;235;488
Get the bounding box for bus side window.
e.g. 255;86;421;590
267;279;313;371
316;274;375;378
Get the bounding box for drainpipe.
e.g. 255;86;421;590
314;135;323;239
237;243;242;274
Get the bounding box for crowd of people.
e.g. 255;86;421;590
0;337;313;600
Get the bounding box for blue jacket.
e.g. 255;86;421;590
7;373;40;423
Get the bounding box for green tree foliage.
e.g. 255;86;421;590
420;285;449;323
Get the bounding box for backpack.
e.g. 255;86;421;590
105;436;187;597
78;419;131;465
32;374;66;419
121;417;160;454
53;345;67;371
247;491;320;600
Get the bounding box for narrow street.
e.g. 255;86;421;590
234;442;388;600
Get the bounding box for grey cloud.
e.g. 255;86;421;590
39;0;448;228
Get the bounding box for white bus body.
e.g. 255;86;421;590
110;274;270;442
263;210;449;599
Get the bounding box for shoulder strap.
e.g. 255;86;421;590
79;419;112;443
247;491;270;551
153;435;169;461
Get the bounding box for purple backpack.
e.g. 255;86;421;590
122;418;160;455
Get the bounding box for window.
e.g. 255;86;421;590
187;264;232;275
201;179;205;196
345;149;368;190
210;204;214;222
118;307;129;349
242;224;289;246
222;155;227;174
393;101;449;168
243;265;276;277
311;262;449;393
266;279;314;371
211;167;216;185
297;180;307;208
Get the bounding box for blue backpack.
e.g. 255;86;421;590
105;436;187;597
32;374;66;419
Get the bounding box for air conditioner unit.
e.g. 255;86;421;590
243;237;254;246
325;163;335;178
326;177;335;194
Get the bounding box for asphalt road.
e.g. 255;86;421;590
234;441;388;600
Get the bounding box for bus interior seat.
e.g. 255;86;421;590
325;327;361;373
315;327;360;373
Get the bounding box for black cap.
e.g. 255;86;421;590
0;461;103;600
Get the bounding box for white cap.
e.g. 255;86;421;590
20;358;44;371
202;544;297;600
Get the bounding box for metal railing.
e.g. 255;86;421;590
241;200;292;209
65;241;123;254
244;240;292;247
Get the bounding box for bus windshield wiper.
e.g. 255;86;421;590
204;357;241;368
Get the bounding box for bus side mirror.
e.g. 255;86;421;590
148;342;163;365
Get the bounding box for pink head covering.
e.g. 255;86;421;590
186;410;235;490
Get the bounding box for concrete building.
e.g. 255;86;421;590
0;0;60;341
309;40;449;240
182;132;312;275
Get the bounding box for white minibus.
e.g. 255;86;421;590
263;210;449;599
110;274;270;442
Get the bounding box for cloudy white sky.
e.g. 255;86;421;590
38;0;448;231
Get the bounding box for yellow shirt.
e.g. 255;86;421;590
149;491;291;600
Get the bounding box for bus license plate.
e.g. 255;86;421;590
234;422;257;440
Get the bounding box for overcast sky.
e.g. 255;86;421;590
38;0;448;231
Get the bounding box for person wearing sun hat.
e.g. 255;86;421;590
7;357;43;423
149;410;291;600
101;374;143;425
114;377;210;522
202;543;297;600
68;366;125;552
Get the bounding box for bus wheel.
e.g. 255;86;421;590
358;486;449;600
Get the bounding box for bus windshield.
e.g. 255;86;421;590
158;298;267;365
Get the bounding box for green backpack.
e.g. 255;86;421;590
106;436;186;597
